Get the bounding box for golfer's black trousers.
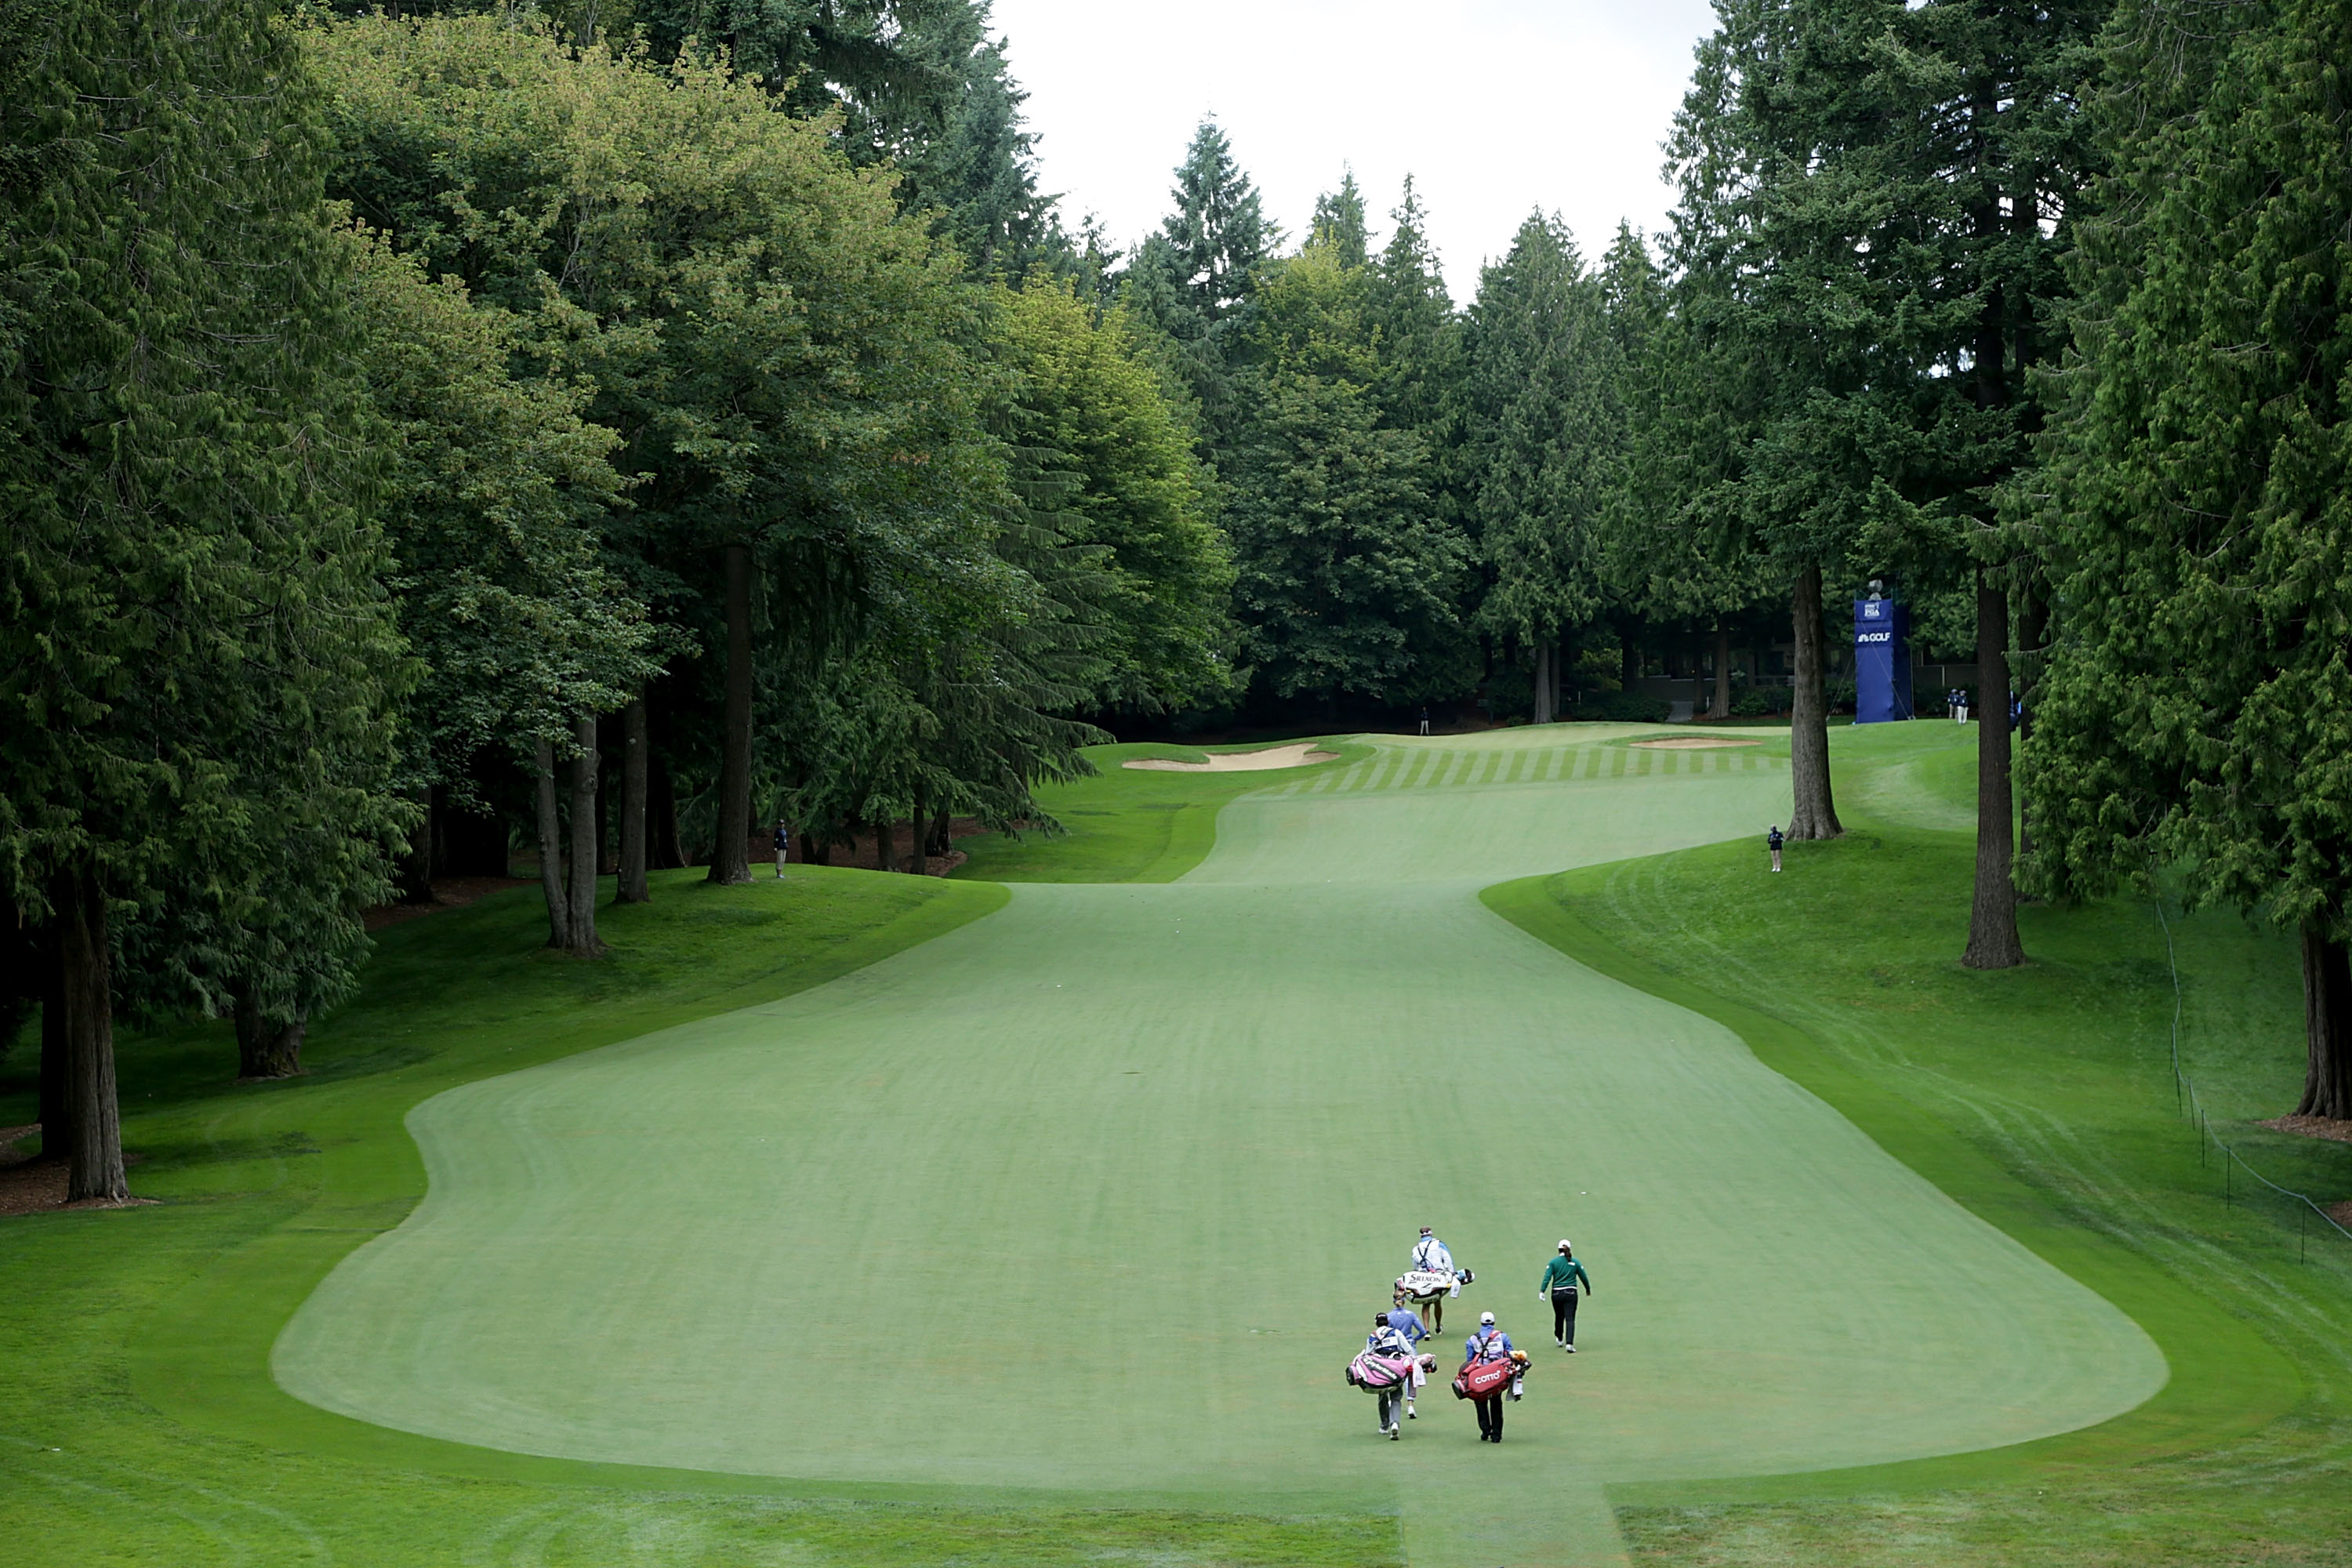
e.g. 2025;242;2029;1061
1473;1393;1504;1439
1551;1286;1579;1345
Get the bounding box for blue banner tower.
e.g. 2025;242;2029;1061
1853;595;1911;723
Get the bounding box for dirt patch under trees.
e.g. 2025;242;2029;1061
0;1126;150;1218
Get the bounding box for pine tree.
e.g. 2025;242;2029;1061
1461;213;1619;723
1363;176;1461;445
1602;222;1773;721
1;2;408;1181
1310;171;1370;270
2024;0;2352;1116
1119;118;1276;450
1223;244;1475;709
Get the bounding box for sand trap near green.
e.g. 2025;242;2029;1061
274;728;2162;1566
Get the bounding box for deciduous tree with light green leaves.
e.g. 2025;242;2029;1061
991;281;1232;713
341;227;661;956
310;12;1011;889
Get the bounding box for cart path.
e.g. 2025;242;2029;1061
276;728;2164;1568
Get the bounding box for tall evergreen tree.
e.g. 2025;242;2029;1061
1461;213;1619;723
1668;0;2104;926
1363;176;1461;445
1309;170;1369;269
1602;222;1772;721
1;1;408;1187
891;5;1067;282
1223;241;1475;709
1119;118;1275;449
2024;0;2352;1117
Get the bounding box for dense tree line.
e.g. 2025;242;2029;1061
0;0;1224;1195
5;0;2351;1192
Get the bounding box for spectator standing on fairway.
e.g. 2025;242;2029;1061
1366;1313;1415;1439
773;819;790;877
1386;1291;1431;1417
1767;825;1784;873
1418;706;1432;735
1536;1240;1593;1350
1463;1312;1515;1443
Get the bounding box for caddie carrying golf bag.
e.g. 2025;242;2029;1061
1347;1349;1437;1390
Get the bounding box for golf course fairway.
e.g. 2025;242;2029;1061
273;726;2165;1567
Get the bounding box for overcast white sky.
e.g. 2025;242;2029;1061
985;1;1721;299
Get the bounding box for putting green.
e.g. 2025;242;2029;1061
274;726;2163;1566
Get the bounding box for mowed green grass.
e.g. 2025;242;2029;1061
1;720;2340;1566
267;722;2156;1568
1489;739;2352;1566
0;866;1392;1566
949;739;1375;883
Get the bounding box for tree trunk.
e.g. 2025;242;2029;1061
535;735;571;951
38;936;68;1164
617;695;650;903
1710;624;1732;720
929;806;953;859
911;786;929;876
1788;564;1842;840
1532;640;1554;725
1962;574;2024;968
2297;922;2352;1119
566;714;604;955
875;819;898;874
1621;630;1639;691
53;867;126;1203
233;986;307;1080
708;543;754;885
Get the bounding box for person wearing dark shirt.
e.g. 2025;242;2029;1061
1536;1240;1594;1350
773;820;791;878
1767;825;1784;873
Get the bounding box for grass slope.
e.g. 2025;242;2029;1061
0;867;1389;1566
261;724;2158;1568
950;739;1370;883
1484;743;2352;1565
6;724;2339;1567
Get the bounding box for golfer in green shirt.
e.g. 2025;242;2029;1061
1536;1241;1593;1350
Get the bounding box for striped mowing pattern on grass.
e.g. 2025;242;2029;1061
1254;738;1784;798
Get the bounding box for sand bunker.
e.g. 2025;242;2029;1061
1123;742;1338;773
1631;736;1762;750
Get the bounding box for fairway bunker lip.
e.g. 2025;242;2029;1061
1122;742;1338;772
